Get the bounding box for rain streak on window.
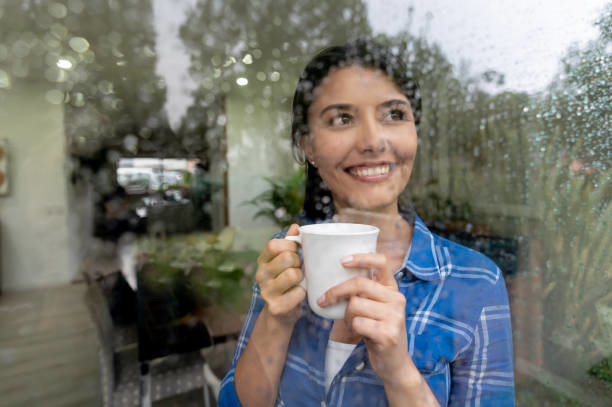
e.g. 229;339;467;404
0;1;609;406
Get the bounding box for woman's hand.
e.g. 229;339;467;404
255;224;306;326
235;224;307;407
317;253;412;384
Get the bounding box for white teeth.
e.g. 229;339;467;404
350;165;390;177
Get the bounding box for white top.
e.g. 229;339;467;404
324;339;357;393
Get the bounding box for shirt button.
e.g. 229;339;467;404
355;361;365;371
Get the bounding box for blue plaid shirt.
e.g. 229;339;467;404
219;215;515;406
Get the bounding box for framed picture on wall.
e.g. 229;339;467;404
0;140;8;196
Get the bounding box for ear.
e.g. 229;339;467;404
300;135;314;163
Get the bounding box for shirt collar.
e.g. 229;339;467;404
403;214;443;282
302;209;443;282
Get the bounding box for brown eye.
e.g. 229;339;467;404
385;108;406;122
329;112;353;127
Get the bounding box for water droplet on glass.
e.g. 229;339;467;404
95;80;113;95
68;36;90;53
242;54;253;64
50;22;68;39
11;40;30;58
143;45;156;58
67;0;85;14
223;56;236;67
48;2;68;19
123;134;138;154
57;58;73;69
71;92;85;107
0;70;11;89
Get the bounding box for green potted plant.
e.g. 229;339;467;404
246;167;305;228
137;227;257;309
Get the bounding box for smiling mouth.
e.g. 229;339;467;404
345;164;392;180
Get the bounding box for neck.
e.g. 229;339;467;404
329;320;362;344
333;199;400;219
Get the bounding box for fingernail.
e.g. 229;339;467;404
341;255;353;265
317;293;326;306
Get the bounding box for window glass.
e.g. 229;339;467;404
0;0;609;405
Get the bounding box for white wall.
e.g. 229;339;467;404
225;90;297;250
0;81;78;291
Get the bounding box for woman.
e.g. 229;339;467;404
219;39;514;406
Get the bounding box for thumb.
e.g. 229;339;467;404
286;223;300;236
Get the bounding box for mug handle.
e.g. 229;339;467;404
284;235;306;289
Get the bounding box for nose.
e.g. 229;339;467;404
357;114;386;153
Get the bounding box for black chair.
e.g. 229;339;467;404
84;270;214;407
83;270;138;351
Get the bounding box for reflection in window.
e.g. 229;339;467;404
0;0;609;406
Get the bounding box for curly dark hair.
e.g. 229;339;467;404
291;38;422;221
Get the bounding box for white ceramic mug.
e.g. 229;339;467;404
285;223;379;319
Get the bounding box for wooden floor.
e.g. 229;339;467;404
0;283;232;407
0;284;99;407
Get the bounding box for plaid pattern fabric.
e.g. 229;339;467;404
219;215;514;406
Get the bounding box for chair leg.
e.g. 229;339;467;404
140;362;152;407
203;362;221;400
202;364;211;407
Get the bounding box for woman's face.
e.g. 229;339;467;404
303;65;418;215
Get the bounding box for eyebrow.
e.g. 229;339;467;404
319;104;354;117
380;99;411;109
318;99;411;117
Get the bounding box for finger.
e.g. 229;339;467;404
345;295;395;322
286;223;300;236
283;283;307;305
259;237;299;263
318;276;394;306
341;253;396;287
344;297;383;332
351;317;407;350
268;267;304;294
267;284;306;316
352;317;406;348
267;250;301;276
351;317;387;343
256;254;301;287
